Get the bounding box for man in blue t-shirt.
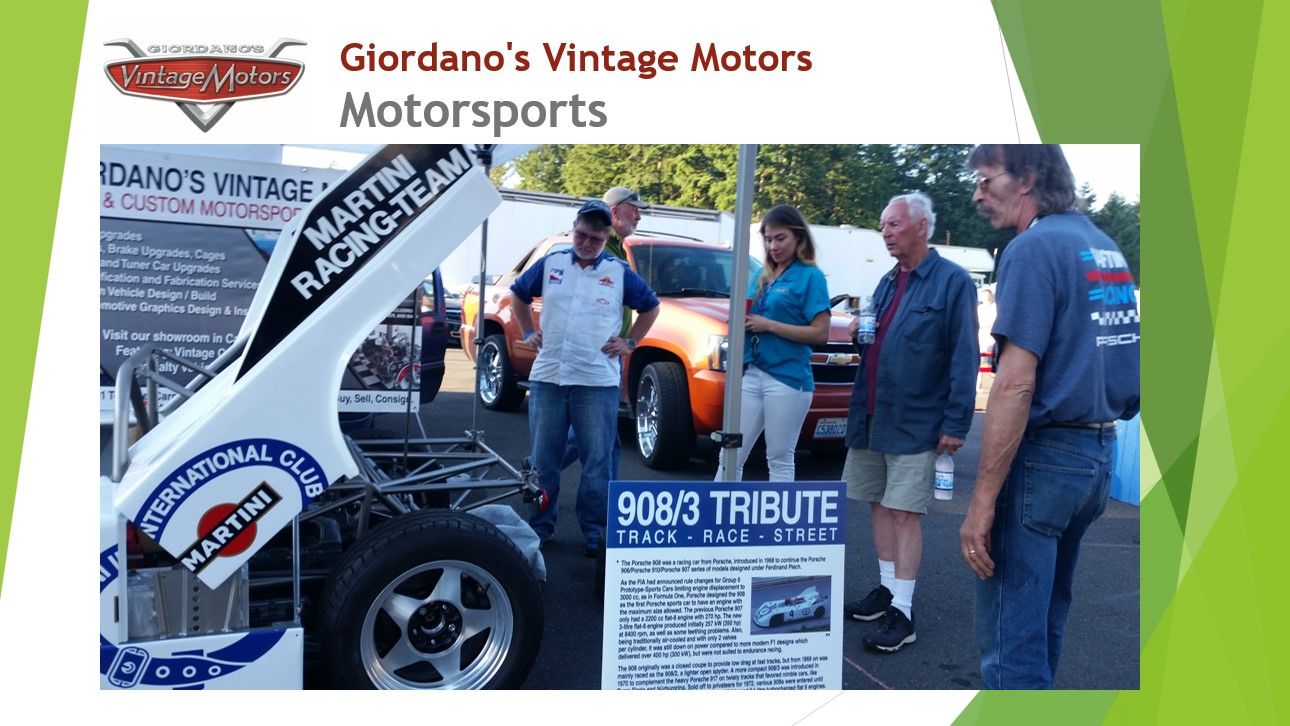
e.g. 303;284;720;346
961;145;1140;689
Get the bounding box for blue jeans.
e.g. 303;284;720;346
974;425;1114;689
527;381;619;547
561;426;621;478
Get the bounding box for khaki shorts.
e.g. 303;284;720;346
843;446;938;514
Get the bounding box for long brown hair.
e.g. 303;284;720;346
755;204;817;296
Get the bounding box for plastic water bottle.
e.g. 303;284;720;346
933;453;954;501
856;296;877;345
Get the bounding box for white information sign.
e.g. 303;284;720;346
602;480;846;690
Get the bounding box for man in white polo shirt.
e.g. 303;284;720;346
510;199;660;557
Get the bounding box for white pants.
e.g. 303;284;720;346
714;366;814;482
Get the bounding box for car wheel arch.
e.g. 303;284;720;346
626;344;690;407
467;319;505;359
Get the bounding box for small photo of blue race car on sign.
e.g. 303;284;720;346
750;576;832;635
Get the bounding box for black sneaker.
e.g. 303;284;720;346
845;585;893;621
862;606;916;653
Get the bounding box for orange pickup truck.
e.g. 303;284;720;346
461;233;859;469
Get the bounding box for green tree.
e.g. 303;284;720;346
512;144;573;192
848;145;907;228
888;144;1011;254
671;145;739;210
510;143;741;210
754;145;831;220
1078;182;1097;212
1090;193;1141;281
501;144;1137;281
511;143;910;225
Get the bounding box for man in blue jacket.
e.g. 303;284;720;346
842;192;980;653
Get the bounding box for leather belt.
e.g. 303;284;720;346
1047;421;1116;431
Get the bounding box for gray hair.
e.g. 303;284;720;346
887;192;936;240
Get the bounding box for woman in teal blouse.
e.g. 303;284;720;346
716;205;831;481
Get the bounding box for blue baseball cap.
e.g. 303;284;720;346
576;199;613;226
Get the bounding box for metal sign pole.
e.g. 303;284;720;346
718;144;757;481
470;145;495;435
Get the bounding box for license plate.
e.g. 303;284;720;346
813;417;847;439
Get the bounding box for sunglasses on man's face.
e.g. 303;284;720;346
972;171;1010;190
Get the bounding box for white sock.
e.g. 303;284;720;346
892;578;916;619
879;560;896;593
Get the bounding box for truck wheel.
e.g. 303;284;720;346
477;334;525;411
318;510;543;689
635;361;694;469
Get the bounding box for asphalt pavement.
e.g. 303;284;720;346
390;348;1140;690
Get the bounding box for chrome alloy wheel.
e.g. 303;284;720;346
360;560;515;689
478;340;504;406
635;374;661;460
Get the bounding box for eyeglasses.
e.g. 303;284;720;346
615;193;639;207
973;171;1010;190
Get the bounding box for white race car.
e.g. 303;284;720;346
753;586;828;628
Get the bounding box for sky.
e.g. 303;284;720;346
1062;144;1141;207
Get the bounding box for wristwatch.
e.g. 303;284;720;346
624;337;637;351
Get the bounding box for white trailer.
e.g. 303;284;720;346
747;223;998;301
749;223;891;303
930;243;996;286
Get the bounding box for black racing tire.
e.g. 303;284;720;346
770;614;784;628
634;361;694;470
477;334;525;411
814;606;825;619
317;510;543;689
617;413;637;441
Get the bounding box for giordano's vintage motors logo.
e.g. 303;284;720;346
103;39;306;132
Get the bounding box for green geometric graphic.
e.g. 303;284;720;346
961;0;1288;721
0;3;88;596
